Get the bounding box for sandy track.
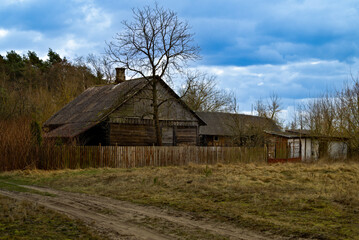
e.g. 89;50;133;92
0;185;278;240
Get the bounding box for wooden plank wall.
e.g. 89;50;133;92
110;124;198;146
176;127;197;145
204;136;234;147
30;146;266;170
110;124;156;146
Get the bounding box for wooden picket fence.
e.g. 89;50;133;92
1;146;267;171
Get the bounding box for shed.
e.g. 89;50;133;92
265;129;348;162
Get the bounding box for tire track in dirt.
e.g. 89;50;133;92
0;185;281;240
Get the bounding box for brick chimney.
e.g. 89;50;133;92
115;68;126;84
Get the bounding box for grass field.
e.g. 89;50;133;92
1;162;359;239
0;194;103;239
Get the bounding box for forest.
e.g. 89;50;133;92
0;49;106;168
0;49;105;122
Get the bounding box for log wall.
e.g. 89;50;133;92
176;127;197;145
109;123;156;146
109;123;198;146
202;135;234;147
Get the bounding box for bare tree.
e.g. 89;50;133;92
179;71;234;112
303;93;337;136
289;103;305;130
290;76;359;154
254;93;282;125
335;78;359;153
87;54;115;83
106;4;200;145
254;99;267;118
268;94;281;121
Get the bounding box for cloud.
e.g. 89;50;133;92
0;0;120;58
81;3;111;29
0;28;96;60
0;28;43;49
195;58;359;119
0;29;9;38
255;46;284;63
1;0;33;6
69;1;113;32
177;0;359;65
2;0;359;65
56;36;98;58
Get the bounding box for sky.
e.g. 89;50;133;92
1;0;359;124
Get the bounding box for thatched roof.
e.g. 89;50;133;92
44;78;147;138
196;112;280;136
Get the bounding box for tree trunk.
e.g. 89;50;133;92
152;77;162;146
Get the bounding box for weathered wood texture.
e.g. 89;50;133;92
109;82;198;121
0;146;266;171
266;137;301;163
109;124;198;146
176;127;197;145
106;81;202;147
203;135;234;147
109;123;156;146
161;127;174;146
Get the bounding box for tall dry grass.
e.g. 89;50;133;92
0;118;66;171
0;118;35;171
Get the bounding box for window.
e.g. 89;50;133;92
214;136;219;141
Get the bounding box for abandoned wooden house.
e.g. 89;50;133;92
265;129;348;162
196;112;280;147
43;68;206;146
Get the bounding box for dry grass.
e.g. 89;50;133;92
1;162;359;239
0;195;103;239
0;118;34;171
0;118;75;171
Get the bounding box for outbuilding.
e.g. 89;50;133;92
196;112;280;147
265;129;348;162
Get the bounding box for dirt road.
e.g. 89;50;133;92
0;185;279;240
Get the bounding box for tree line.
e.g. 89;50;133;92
289;79;359;154
0;51;235;126
0;49;105;122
